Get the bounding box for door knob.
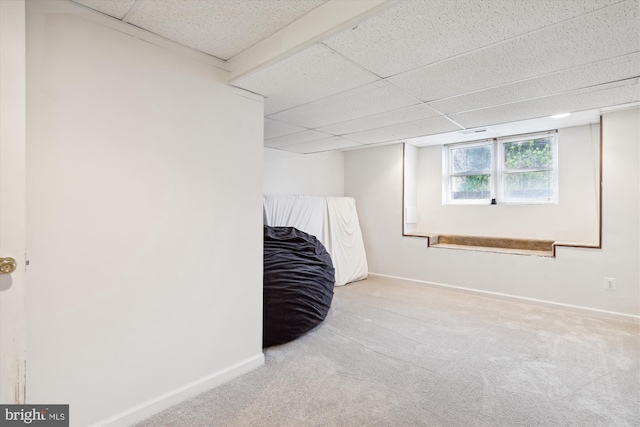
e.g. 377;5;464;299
0;257;17;274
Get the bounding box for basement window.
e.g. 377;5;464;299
443;131;558;205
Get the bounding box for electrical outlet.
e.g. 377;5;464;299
604;277;617;291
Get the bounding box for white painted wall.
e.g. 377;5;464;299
26;2;264;426
264;148;345;196
345;108;639;317
0;0;27;404
412;124;600;242
403;144;418;234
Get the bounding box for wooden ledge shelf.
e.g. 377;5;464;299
432;235;555;257
404;232;556;257
435;234;554;251
404;232;601;257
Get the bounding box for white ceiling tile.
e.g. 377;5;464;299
339;140;401;151
72;0;136;19
128;0;327;60
267;80;420;129
316;104;440;135
323;0;621;78
279;137;362;154
405;109;603;147
430;53;640;114
232;44;380;115
343;115;462;144
450;80;640;128
265;130;333;148
388;0;640;102
264;118;307;139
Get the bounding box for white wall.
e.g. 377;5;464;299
26;2;264;426
403;144;418;234
413;124;600;242
345;108;639;317
264;147;344;196
0;0;27;404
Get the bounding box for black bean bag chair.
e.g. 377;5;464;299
263;226;335;347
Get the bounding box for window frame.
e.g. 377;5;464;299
497;131;558;204
442;139;494;205
443;131;558;205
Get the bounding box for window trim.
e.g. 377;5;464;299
443;131;558;205
442;139;494;205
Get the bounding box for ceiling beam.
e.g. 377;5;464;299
227;0;399;83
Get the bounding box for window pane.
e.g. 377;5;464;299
451;145;492;173
503;171;554;200
503;137;553;169
451;175;491;200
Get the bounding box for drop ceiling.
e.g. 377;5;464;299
72;0;640;154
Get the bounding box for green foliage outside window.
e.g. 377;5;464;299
451;137;554;200
504;138;552;169
503;138;554;199
456;175;490;193
453;145;491;197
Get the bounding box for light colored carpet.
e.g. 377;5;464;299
135;275;640;427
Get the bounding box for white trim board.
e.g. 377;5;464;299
91;353;265;427
369;273;640;324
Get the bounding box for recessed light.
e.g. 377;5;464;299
550;113;571;119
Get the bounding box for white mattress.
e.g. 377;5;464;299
263;195;368;286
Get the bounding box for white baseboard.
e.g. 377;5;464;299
91;353;265;427
369;273;640;324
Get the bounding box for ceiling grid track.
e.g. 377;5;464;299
440;77;640;117
378;0;636;82
122;0;146;23
68;0;640;153
319;42;385;80
420;52;640;104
